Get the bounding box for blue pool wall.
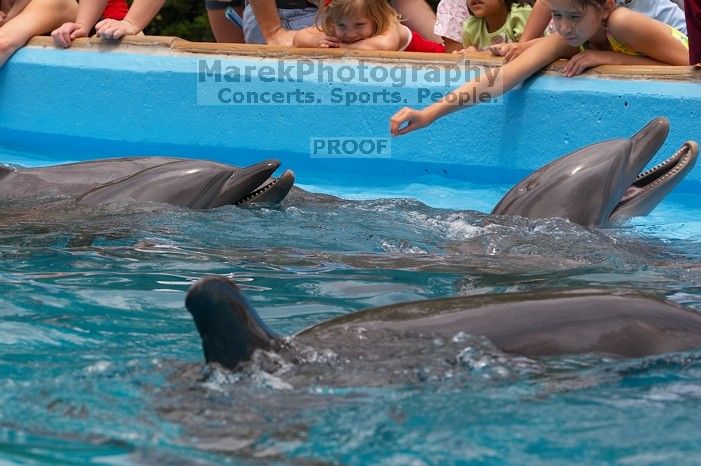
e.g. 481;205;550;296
1;40;700;193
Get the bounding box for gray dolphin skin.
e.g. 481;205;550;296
0;157;295;208
186;276;701;371
1;117;695;221
491;117;698;226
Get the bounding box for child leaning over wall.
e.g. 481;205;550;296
1;0;129;67
491;0;687;61
389;0;690;136
52;0;164;49
293;0;445;52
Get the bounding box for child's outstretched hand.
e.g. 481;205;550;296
95;18;140;40
52;22;90;48
389;107;434;136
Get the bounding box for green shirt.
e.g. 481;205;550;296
461;3;532;49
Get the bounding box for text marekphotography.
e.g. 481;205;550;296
196;59;502;106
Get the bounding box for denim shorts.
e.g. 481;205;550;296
242;4;317;44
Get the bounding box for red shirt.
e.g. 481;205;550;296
102;0;128;20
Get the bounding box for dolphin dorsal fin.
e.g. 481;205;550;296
186;276;280;370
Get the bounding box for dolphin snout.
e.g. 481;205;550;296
212;160;284;207
629;117;669;172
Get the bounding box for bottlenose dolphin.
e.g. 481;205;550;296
491;117;698;226
186;276;701;371
1;118;694;220
0;157;295;208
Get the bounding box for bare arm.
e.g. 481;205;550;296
427;35;570;120
607;8;689;65
520;0;550;43
563;48;686;77
443;37;463;53
249;0;297;45
391;0;440;42
75;0;106;30
293;26;340;48
564;7;690;75
51;0;106;47
341;25;401;50
489;38;545;62
390;34;575;135
94;0;165;39
122;0;166;32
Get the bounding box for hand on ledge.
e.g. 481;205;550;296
452;46;478;55
95;18;140;40
51;22;89;48
564;50;609;77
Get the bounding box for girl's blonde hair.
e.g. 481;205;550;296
319;0;400;37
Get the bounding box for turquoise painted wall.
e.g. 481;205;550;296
1;45;699;191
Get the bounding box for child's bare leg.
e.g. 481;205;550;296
0;0;77;67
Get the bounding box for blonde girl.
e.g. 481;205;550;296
293;0;445;52
390;0;689;135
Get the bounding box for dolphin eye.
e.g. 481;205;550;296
526;179;539;191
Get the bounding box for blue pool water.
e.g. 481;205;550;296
2;148;701;465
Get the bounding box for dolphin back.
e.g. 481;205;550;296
0;157;296;208
0;157;186;198
300;289;701;358
77;159;236;208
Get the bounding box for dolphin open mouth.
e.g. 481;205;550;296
212;159;296;207
234;169;295;206
617;141;698;208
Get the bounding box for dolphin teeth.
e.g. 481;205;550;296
632;143;692;193
235;177;277;205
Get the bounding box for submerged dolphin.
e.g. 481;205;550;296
186;276;701;371
0;157;295;208
491;117;698;226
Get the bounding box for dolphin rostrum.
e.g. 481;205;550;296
186;276;701;371
0;157;295;208
491;117;698;226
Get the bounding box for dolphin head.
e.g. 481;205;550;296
491;117;698;226
210;160;295;208
77;158;295;209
